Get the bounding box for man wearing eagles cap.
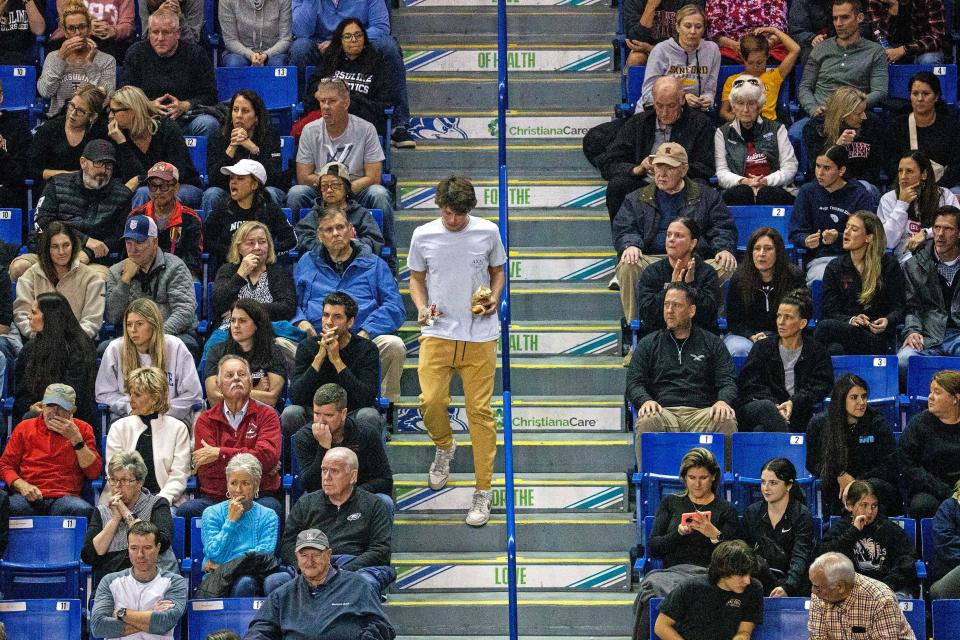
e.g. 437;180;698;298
128;161;204;275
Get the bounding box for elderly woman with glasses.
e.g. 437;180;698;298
715;74;798;206
102;366;192;507
105;84;203;210
200;453;287;596
80;450;177;586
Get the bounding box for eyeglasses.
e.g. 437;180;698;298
147;180;175;192
319;181;344;191
64;23;90;34
90;160;113;169
341;32;363;42
732;77;762;88
67;102;89;117
108;107;130;114
108;477;138;486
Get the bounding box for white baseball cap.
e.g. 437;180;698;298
220;158;267;185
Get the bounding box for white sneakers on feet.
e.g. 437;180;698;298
428;440;457;490
466;489;492;527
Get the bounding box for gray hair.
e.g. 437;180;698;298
324;446;359;471
652;76;683;102
225;453;263;489
728;74;766;108
217;354;251;378
810;552;856;588
148;8;180;29
108;450;148;482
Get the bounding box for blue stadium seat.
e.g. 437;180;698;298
730;432;816;515
172;516;186;561
184;516;204;591
634;432;727;523
194;281;209;334
732;355;748;375
215;66;299;133
635;516;662;576
933;599;960;639
902;355;960;420
729;205;795;258
280;135;295;173
715;65;745;109
184;136;209;187
899;599;926;639
0;598;82;636
203;0;220;63
753;597;812;640
921;517;935;565
283;444;303;514
810;279;823;323
887;64;958;105
0;208;24;249
0;516;90;600
649;595;662;638
830;355;899;427
621;65;645;116
0;65;41;126
187;597;264;639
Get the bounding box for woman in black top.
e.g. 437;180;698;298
204;89;286;214
302;18;391;135
635;447;741;640
13;291;96;425
27;83;107;185
736;288;833;432
742;457;816;596
0;0;45;65
814;210;905;355
105;85;202;209
725;227;805;357
806;373;901;517
900;369;960;519
818;480;918;597
888;72;960;191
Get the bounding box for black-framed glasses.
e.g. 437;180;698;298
732;77;762;88
67;102;89;117
319;181;344;191
341;32;363;42
147;180;175;192
64;23;90;34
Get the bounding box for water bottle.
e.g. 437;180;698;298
874;29;892;49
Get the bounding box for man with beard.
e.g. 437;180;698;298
28;139;132;279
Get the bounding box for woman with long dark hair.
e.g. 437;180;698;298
204;89;285;213
297;18;391;136
724;227;804;356
806;373;901;517
879;150;959;263
813;210;905;355
13;221;105;340
742;457;815;596
14;291;96;424
203;299;286;409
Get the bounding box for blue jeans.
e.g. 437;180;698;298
221;52;290;67
916;51;945;64
9;494;93;517
0;335;21;392
289;36;409;127
201;186;286;214
723;334;755;357
177;114;221;139
132;184;204;210
211;569;292;596
898;329;960;377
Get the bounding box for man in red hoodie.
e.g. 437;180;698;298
177;354;282;522
0;383;102;517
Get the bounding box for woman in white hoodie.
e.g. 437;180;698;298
640;4;721;111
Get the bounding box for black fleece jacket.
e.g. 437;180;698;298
742;498;816;596
818;514;918;593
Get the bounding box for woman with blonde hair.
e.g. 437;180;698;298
38;0;116;117
901;369;960;518
102;368;191;507
105;84;203;208
640;4;720;110
803;86;885;195
96;298;202;424
205;221;300;363
814;210;905;355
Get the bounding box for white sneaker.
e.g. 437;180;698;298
428;440;456;490
608;275;620;291
465;489;492;527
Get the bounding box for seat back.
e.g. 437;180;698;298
887;64;958;105
933;599;960;639
715;65;745;109
0;598;82;636
728;205;793;253
280;135;295;172
627;66;645;107
172;516;186;561
187;597;265;639
189;517;204;588
183;136;208;186
830;355;899;425
0;208;23;248
753;597;812;640
899;599;926;639
0;66;38;114
639;432;725;519
731;432;814;512
0;517;88;599
921;517;935;564
216;67;298;131
906;356;960;410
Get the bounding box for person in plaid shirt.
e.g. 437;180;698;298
866;0;946;64
706;0;789;63
808;551;915;639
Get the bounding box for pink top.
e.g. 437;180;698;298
705;0;787;42
51;0;135;41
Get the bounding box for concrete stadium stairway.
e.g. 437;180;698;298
385;1;636;638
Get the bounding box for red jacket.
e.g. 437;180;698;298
0;415;102;497
194;399;282;499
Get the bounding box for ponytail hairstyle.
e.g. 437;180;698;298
896;151;940;227
778;286;814;321
761;457;806;504
844;479;876;510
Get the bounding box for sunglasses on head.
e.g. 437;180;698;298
733;77;762;88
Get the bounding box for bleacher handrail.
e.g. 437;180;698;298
496;2;518;640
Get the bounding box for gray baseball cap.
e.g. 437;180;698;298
295;528;330;552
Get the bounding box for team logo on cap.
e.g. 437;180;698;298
130;220;138;230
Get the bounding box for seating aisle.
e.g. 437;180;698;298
383;1;637;637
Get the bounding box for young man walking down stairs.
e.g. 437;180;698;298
407;175;507;527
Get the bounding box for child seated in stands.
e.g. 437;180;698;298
718;31;800;123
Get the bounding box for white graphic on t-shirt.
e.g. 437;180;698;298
324;143;357;168
853;537;887;573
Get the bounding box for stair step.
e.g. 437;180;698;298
404;45;612;73
400;282;622;321
392;552;630;592
396;210;610;246
399;355;624;396
398;321;620;357
408;73;619;111
392;512;636;553
398;179;606;209
395;5;614;35
398;637;631;640
408;112;610;140
392;140;593;172
384;591;636;636
398;247;615;283
394;473;628;513
387;432;634;474
401;0;609;5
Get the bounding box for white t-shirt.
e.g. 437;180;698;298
407;216;507;342
296;114;385;181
